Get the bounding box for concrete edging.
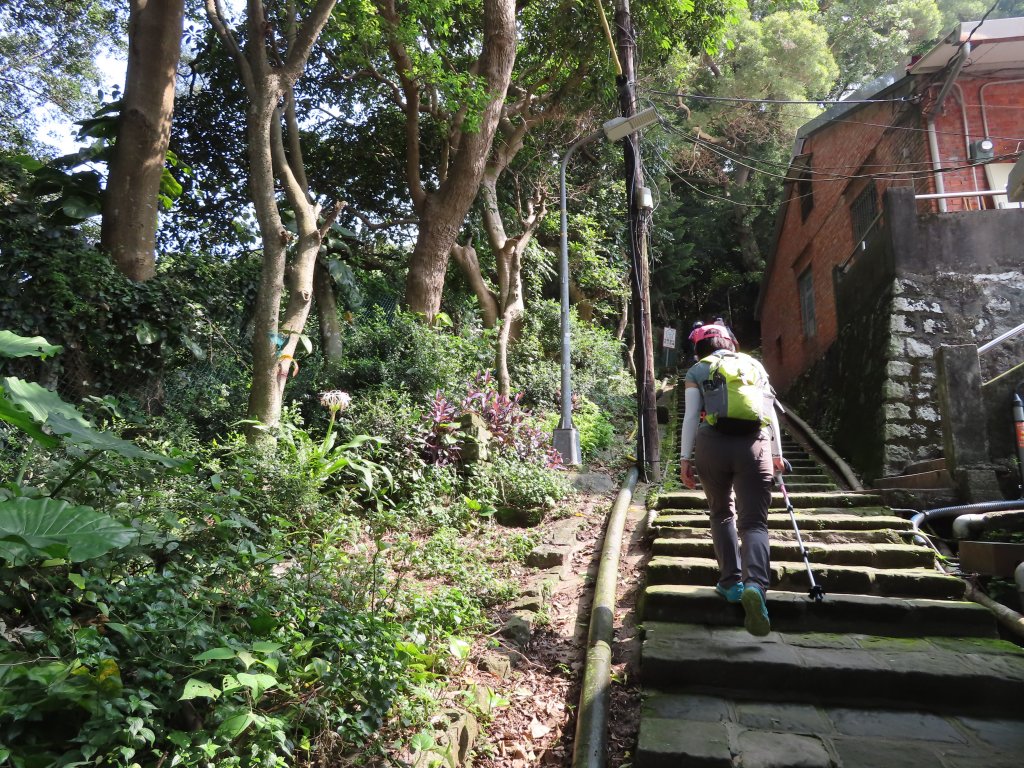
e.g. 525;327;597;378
571;465;640;768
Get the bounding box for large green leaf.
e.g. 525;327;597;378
0;391;58;447
0;377;88;426
46;413;184;468
0;377;183;467
0;497;138;564
0;331;63;360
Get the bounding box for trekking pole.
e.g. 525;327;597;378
777;459;826;602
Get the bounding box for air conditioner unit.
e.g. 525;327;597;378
1008;155;1024;203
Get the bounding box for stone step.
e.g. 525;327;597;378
655;491;885;510
640;586;998;638
649;525;906;546
646;556;966;599
773;473;834;483
653;512;913;531
651;538;935;569
637;693;1024;768
872;468;954;491
687;480;841;493
777;483;840;493
904;457;948;474
778;458;819;468
640;621;1024;715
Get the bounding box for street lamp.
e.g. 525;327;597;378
552;107;660;466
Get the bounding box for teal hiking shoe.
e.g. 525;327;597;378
741;585;771;636
715;582;744;603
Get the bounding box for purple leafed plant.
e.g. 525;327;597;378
462;372;561;469
419;390;462;466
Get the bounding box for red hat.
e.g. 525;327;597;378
688;323;733;345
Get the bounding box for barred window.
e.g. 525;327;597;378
850;184;879;245
798;267;816;339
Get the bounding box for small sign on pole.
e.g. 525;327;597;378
662;327;676;368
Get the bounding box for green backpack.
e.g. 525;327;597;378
699;351;774;434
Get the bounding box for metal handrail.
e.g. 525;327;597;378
978;321;1024;355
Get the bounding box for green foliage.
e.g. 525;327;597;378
466;456;573;527
539;395;616;462
510;299;633;413
0;414;521;767
574;398;616;460
406;527;517;607
0;497;137;564
0;167;217;401
0;0;124;153
336;307;492;401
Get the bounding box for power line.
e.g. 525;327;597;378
650;97;1023;183
645;141;787;209
684;127;1019;184
649;119;1020;211
643;91;1024;145
645;88;910;107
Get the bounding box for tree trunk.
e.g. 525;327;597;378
405;200;465;318
733;165;762;270
208;0;337;432
451;241;500;327
244;100;289;430
101;0;185;282
314;260;345;364
401;0;517;318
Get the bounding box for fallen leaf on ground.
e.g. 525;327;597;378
529;718;552;739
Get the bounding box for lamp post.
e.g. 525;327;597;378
552;107;660;466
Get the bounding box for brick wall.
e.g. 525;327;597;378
762;72;1024;392
930;77;1024;212
761;99;924;391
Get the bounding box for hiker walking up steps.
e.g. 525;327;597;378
678;323;784;636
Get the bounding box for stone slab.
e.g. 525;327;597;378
636;718;734;768
736;730;833;768
640;622;1024;713
828;708;966;744
734;701;831;734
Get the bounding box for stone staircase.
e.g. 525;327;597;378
637;425;1024;766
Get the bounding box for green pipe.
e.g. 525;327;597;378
572;465;640;768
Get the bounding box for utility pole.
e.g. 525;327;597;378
615;0;660;481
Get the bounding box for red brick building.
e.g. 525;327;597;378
757;17;1024;488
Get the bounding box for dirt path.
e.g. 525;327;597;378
470;480;651;767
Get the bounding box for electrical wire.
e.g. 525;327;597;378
939;0;1006;72
645;140;789;208
643;90;1024;146
645;88;911;106
643;89;1019;182
656;112;1022;185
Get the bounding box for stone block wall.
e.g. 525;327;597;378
784;187;1024;486
879;278;956;473
869;268;1024;480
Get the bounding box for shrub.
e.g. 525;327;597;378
461;372;561;468
574;397;616;459
336;308;492;401
465;456;573;527
509;299;633;412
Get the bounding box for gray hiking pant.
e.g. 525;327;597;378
694;425;774;593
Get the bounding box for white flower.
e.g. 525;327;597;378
319;390;352;411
